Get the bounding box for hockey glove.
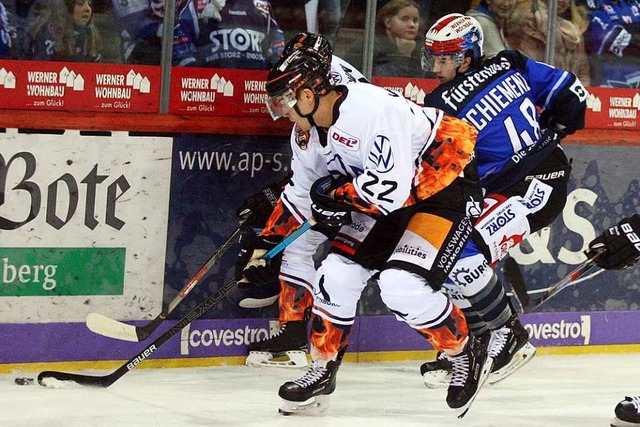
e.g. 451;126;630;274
235;228;283;286
539;110;569;139
236;183;282;227
585;215;640;270
310;175;353;229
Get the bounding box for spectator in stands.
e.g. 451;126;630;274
304;0;350;46
466;0;515;58
0;0;15;58
373;0;425;77
194;0;284;69
111;0;199;66
579;0;640;87
23;0;100;61
66;0;101;61
508;0;590;85
23;0;71;60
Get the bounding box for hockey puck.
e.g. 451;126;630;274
14;377;35;386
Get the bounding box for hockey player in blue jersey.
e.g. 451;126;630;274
419;13;588;387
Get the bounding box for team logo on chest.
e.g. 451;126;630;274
369;135;394;173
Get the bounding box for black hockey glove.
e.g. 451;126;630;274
235;228;283;286
585;215;640;270
310;175;353;229
539;110;569;139
236;183;282;228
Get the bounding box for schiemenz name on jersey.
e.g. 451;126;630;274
441;58;532;132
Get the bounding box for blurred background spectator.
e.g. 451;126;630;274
373;0;424;77
1;0;16;57
305;0;350;46
194;0;284;69
579;0;640;87
508;0;591;85
23;0;101;61
467;0;515;58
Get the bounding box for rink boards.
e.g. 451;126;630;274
0;130;638;369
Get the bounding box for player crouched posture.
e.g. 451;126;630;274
419;13;587;387
584;214;640;427
254;45;491;418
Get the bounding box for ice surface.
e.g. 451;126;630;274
2;353;637;427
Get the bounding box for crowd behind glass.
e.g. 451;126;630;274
0;0;639;88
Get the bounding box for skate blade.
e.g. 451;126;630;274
422;370;451;389
610;416;639;427
246;351;309;368
487;343;537;385
456;357;493;419
279;395;330;416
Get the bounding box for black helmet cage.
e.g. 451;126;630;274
283;32;333;64
266;50;334;100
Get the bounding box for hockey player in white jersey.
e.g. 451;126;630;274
419;14;587;387
254;46;491;417
236;32;369;368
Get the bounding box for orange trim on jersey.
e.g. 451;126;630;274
260;200;300;237
413;115;477;201
330;239;357;255
407;213;453;250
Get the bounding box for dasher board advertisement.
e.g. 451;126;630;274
0;60;161;112
0;129;172;322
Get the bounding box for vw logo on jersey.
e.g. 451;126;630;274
369;135;394;173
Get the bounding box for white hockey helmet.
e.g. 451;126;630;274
422;13;484;71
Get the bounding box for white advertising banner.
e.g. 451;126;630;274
0;129;172;322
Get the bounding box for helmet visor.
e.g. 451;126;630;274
421;52;465;72
265;88;298;121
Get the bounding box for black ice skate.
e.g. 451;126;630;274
420;351;452;388
446;335;492;419
487;314;536;385
245;321;309;368
278;359;341;416
611;396;640;427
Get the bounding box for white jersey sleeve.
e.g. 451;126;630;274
330;55;368;85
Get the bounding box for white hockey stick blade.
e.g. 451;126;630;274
245;350;309;368
86;313;139;342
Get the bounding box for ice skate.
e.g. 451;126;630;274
446;335;492;419
611;396;640;427
487;314;536;385
420;351;452;389
246;321;309;368
278;359;341;416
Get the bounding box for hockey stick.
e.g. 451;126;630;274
38;220;315;388
502;256;530;313
86;222;248;342
528;254;602;311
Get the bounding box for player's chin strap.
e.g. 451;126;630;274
294;94;320;128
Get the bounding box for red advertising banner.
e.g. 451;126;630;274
371;76;439;106
169;67;270;116
584;87;640;130
0;60;161;112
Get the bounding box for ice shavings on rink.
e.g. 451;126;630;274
2;352;638;427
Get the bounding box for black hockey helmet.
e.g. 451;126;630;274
282;32;333;64
265;49;334;120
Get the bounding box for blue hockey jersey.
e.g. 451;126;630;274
195;0;284;69
425;50;587;188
